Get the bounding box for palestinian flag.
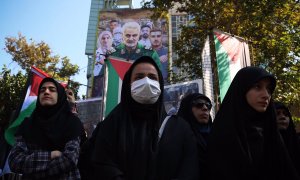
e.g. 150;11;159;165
103;56;132;118
5;66;50;145
214;29;251;102
201;36;216;120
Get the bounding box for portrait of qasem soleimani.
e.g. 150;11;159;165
95;9;170;82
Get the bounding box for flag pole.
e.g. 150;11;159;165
209;28;220;113
101;53;109;121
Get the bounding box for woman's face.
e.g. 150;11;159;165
130;62;159;84
101;34;112;49
246;78;272;112
39;82;58;106
192;105;210;124
276;108;290;130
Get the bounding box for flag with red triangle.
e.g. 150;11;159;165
214;29;251;102
103;56;133;118
5;66;50;145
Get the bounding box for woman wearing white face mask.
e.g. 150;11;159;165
91;56;199;180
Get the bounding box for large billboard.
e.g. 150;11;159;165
91;9;169;98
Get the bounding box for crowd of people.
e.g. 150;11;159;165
0;56;300;180
92;20;169;97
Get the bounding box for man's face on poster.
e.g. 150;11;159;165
141;27;150;39
150;31;162;47
110;22;119;31
113;32;123;45
123;28;140;48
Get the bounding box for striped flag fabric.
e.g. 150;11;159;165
214;29;251;102
4;66;50;145
201;36;216;120
103;56;133;118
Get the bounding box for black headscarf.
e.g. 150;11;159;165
93;56;166;180
275;102;300;175
208;66;299;180
177;93;212;180
177;93;212;147
16;77;83;151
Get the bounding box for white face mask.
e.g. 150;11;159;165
131;77;161;104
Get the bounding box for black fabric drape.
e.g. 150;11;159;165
92;56;199;180
157;115;199;180
275;102;300;176
16;77;83;151
92;56;165;180
177;93;212;180
0;132;11;170
208;67;299;180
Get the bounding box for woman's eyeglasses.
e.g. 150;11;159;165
192;99;212;110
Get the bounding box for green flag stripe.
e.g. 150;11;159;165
5;100;36;145
105;60;120;117
214;35;231;102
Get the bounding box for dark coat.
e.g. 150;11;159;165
157;115;199;180
275;102;300;176
177;93;212;180
208;67;300;180
91;56;199;180
16;77;83;151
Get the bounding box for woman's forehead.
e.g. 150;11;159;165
132;63;157;74
41;81;56;88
